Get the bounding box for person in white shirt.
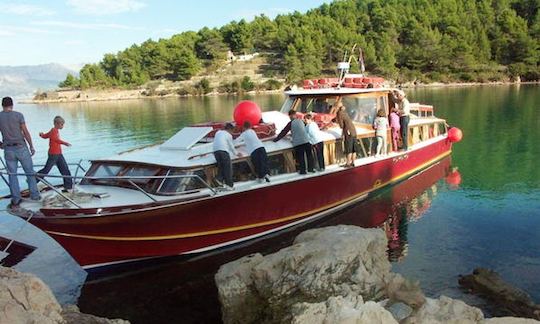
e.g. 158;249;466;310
394;89;411;151
236;121;270;183
213;123;238;189
304;113;325;171
373;109;389;157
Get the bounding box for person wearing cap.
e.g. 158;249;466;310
394;90;411;151
0;97;40;209
213;123;240;190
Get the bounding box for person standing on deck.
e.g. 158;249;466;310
373;109;389;157
395;90;411;151
0;96;40;209
273;109;315;174
335;104;358;167
389;107;401;151
236;121;270;183
213;123;238;190
304;113;325;171
37;116;73;192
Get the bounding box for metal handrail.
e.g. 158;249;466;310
0;158;217;209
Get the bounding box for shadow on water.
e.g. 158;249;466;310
76;157;455;324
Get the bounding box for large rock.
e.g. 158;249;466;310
0;266;129;324
216;226;417;323
459;268;540;320
215;253;266;324
0;266;63;324
482;318;540;324
291;295;398;324
215;225;540;324
61;305;129;324
403;296;484;323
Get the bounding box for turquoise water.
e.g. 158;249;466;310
0;86;538;321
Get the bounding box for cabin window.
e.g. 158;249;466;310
279;97;295;114
81;163;122;185
92;164;122;178
378;96;388;114
121;166;160;185
232;161;255;182
158;169;206;194
341;97;377;124
267;154;287;175
438;122;447;135
285;96;338;114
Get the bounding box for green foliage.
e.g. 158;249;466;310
263;79;283;90
59;73;80;89
196;27;228;62
240;76;255;91
194;78;212;95
79;64;111;89
72;0;540;89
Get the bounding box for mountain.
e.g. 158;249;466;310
0;63;78;99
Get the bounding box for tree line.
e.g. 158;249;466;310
59;0;540;90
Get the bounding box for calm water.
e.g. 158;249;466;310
0;86;538;322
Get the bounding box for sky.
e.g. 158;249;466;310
0;0;330;68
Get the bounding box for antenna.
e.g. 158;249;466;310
337;44;362;87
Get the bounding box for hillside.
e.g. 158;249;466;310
56;0;539;92
0;63;78;99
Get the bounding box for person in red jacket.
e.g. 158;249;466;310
37;116;73;191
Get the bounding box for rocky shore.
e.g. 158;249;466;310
0;266;128;324
215;225;540;324
21;80;536;105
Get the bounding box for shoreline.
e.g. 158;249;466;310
21;81;538;105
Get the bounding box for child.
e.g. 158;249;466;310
37;116;73;192
389;107;401;151
304;113;326;171
373;109;389;157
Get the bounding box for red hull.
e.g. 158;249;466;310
30;138;452;268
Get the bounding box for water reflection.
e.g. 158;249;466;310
409;85;540;192
76;157;454;324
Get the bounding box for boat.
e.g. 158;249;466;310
1;67;462;270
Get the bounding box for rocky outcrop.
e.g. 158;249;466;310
0;266;63;324
0;266;129;324
459;268;540;320
403;295;484;323
291;295;398;324
216;226;409;323
215;225;540;324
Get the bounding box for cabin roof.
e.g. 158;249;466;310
93;110;445;170
284;86;389;96
94;111;337;169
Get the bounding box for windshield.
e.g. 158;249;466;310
279;94;388;125
280;96;340;114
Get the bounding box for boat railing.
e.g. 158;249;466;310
0;158;217;209
410;103;434;117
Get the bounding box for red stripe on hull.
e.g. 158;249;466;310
31;138;452;267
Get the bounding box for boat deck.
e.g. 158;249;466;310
17;134;446;213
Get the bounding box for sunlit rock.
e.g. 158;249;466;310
214;253;265;324
0;266;63;324
216;225;540;323
291;295;397;324
0;266;129;324
216;226;399;323
403;296;484;324
481;318;540;323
